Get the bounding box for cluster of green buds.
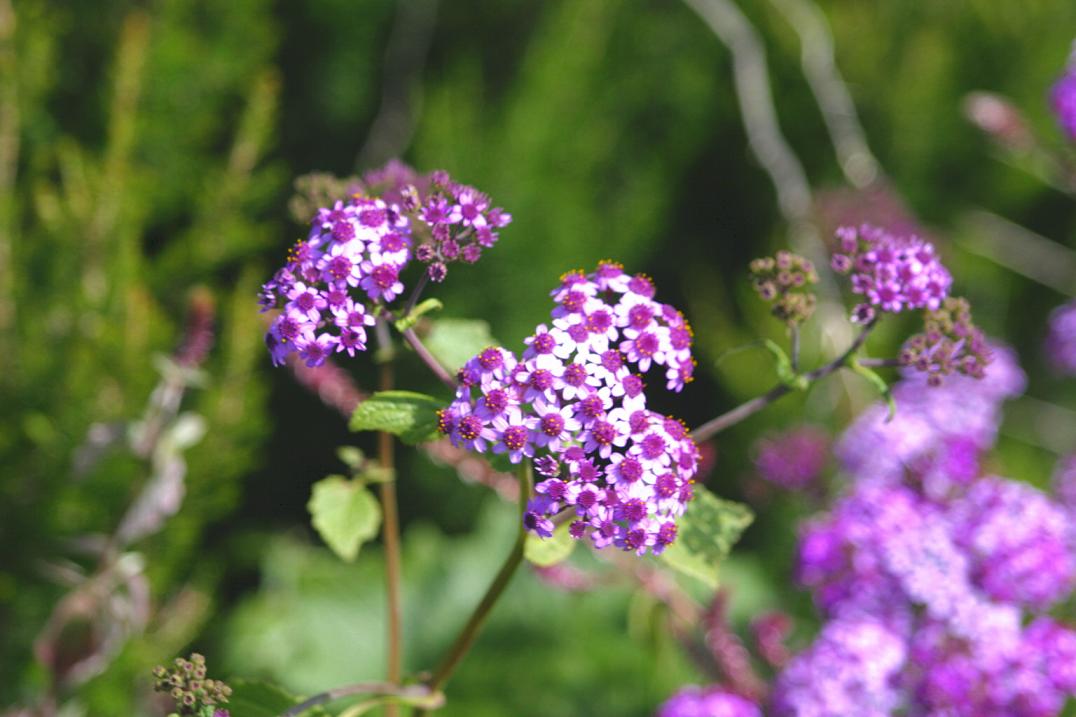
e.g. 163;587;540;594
152;653;232;717
749;251;819;325
901;297;991;386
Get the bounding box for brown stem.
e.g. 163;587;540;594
789;323;800;372
380;305;456;390
693;319;876;441
401;327;456;389
378;359;403;717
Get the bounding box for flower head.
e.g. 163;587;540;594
440;263;699;555
830;224;952;321
261;164;510;366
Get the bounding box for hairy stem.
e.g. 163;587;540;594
402;327;456;389
417;462;533;713
380;304;457;390
693;319;876;441
404;272;431;316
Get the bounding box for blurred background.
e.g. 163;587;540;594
2;0;1075;714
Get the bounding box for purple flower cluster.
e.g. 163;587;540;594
1045;299;1076;375
753;426;829;492
900;297;991;385
837;344;1024;499
830;224;952;324
657;687;760;717
779;346;1076;716
1051;63;1076;140
772;618;906;717
438;262;700;555
260;168;510;367
949;477;1076;610
1053;452;1076;512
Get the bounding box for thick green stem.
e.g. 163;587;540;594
416;463;532;713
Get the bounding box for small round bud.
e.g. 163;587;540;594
461;243;482;264
441;238;460;260
427;262;448;283
415;242;436;263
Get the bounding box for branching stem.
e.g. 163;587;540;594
693;320;876;441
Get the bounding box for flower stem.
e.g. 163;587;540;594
379;304;457;390
404;271;430;316
693;319;877;441
378;360;403;717
416;462;533;713
402;326;456;389
789;323;801;372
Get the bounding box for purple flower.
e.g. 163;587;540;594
439;263;699;555
261;164;511;366
836;342;1024;496
948;476;1076;610
656;687;760;717
1045;299;1076;375
753;426;829;491
1051;63;1076;140
830;224;952;319
771;618;906;717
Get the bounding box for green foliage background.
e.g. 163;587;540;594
1;0;1074;714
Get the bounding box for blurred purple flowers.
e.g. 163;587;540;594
753;426;829;492
657;686;761;717
1051;64;1076;140
261;166;510;367
775;344;1076;716
439;262;700;555
1045;299;1076;375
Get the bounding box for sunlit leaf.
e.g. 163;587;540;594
307;476;381;562
349;391;443;445
660;486;753;588
423;318;498;373
524;520;576;567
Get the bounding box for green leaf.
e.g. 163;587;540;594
524;520;577;567
336;445;365;470
849;359;896;421
762;338;806;389
660;486;753;588
423;318;498;373
394;297;444;331
307;476;381;562
227;679;327;717
349;390;443;445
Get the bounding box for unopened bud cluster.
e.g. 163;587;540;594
900;297;991;386
749;251;818;325
151;653;231;717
